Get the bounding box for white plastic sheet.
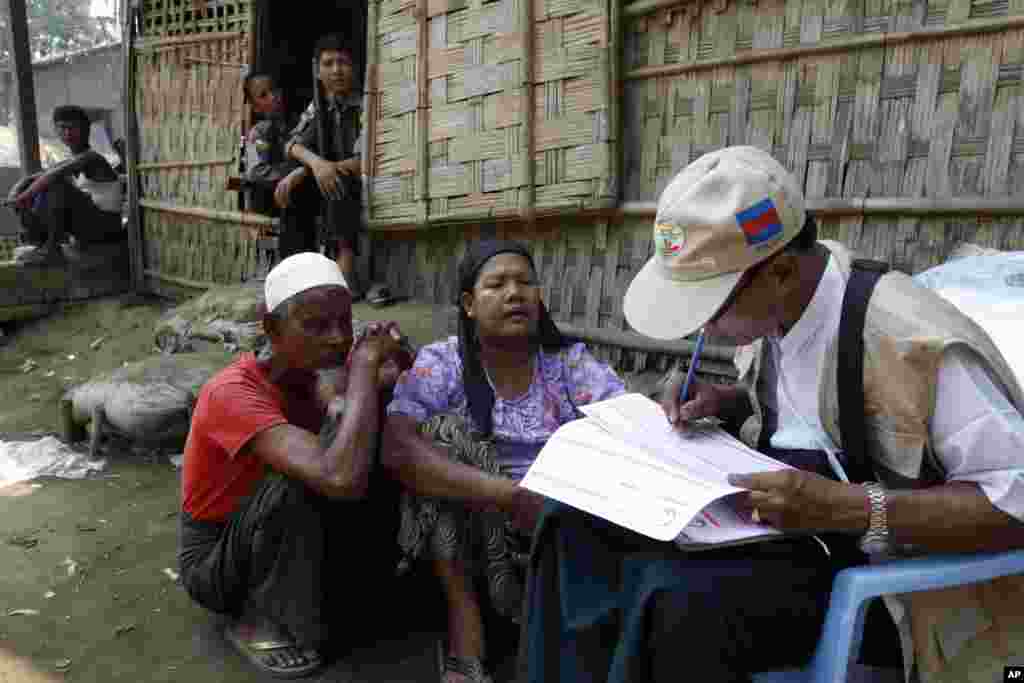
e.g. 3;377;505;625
0;437;106;487
914;250;1024;386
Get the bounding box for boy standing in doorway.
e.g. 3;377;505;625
276;34;364;298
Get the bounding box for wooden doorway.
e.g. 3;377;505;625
252;1;368;125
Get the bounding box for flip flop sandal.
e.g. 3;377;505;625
366;284;399;308
437;640;493;683
225;622;323;679
16;247;65;266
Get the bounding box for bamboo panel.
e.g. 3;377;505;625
367;0;616;227
135;33;247;213
141;0;251;38
136;3;250;291
624;0;1024;206
142;208;261;286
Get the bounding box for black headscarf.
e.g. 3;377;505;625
457;240;569;435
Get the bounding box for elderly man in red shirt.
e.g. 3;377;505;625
178;252;412;678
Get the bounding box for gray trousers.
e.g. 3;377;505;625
17;176;122;247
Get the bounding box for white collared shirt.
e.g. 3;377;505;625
758;255;1024;521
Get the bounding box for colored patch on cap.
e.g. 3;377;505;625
736;198;783;247
654;223;686;257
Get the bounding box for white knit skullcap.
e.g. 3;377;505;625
264;252;349;313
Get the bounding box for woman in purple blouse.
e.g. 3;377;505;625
384;241;625;683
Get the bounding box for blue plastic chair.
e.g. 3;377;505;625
753;549;1024;683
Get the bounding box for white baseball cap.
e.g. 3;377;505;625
265;252;349;313
623;146;806;340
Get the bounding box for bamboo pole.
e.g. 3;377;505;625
621;197;1024;217
122;2;145;291
624;0;687;18
363;0;378;181
136;31;244;51
184;56;248;68
5;0;40;174
520;0;536;225
370;194;1024;231
416;0;430;226
143;269;220;291
605;0;622;203
139;199;277;226
367;204;621;230
625;15;1024;81
559;322;736;361
137;158;235;171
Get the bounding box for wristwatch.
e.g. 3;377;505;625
859;482;890;555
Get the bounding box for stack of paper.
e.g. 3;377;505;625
521;393;795;549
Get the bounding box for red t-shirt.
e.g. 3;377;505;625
181;354;325;522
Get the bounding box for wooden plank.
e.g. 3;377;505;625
5;0;40;173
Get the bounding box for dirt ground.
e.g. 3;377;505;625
0;295;483;683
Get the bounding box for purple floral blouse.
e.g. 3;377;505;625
387;336;626;446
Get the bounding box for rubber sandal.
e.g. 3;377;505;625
437;640;493;683
16;247;65;266
366;283;399;308
225;621;323;679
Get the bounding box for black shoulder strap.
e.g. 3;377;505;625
837;258;890;484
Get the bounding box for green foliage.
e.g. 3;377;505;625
1;0;118;61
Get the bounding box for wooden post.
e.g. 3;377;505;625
122;1;145;291
4;0;40;174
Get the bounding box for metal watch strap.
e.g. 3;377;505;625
859;482;889;554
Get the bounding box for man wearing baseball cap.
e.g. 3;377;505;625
522;147;1024;682
178;253;413;678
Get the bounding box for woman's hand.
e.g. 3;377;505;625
728;470;870;535
505;485;546;535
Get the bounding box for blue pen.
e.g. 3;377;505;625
677;328;706;413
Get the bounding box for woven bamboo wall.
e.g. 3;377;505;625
622;0;1024;205
142;209;261;287
140;1;250;38
366;0;617;226
134;2;260;288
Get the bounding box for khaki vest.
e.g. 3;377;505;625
734;242;1024;682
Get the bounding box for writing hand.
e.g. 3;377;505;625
662;372;727;427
